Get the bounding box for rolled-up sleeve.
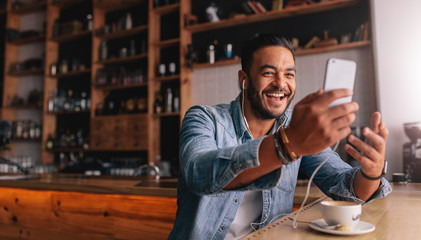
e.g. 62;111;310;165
180;106;281;195
300;148;392;203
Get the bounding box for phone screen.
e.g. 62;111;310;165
323;58;357;108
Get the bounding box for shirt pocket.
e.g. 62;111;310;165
276;163;299;193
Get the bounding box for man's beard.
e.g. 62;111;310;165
246;80;294;120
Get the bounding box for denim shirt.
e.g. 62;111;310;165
168;95;391;240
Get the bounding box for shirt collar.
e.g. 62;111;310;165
231;94;291;139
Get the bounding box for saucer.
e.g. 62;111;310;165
309;219;375;235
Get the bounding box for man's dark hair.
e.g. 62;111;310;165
241;33;295;76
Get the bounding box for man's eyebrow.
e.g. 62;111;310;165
259;64;296;72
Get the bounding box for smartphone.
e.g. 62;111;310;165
323;58;357;108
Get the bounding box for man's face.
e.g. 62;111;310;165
245;46;296;120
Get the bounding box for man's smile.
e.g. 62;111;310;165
264;90;290;105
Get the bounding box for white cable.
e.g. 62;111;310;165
292;140;340;229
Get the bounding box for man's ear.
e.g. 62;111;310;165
238;70;247;90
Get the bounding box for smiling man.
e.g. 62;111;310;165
168;33;391;240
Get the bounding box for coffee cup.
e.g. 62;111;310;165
319;200;361;231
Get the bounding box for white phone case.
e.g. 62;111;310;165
323;58;357;108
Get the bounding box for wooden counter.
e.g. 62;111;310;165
0;174;178;197
0;174;178;240
243;183;421;240
0;175;323;240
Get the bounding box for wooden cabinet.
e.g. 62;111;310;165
90;114;148;151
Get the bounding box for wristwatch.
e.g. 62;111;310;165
360;161;388;180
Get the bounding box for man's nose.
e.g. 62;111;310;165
274;73;287;88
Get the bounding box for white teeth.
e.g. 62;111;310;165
266;93;285;97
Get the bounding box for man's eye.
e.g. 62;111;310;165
286;73;295;78
263;72;274;76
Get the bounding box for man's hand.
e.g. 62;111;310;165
286;88;359;156
345;112;388;178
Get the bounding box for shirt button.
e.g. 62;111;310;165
239;163;243;168
247;160;252;165
221;226;225;230
234;199;238;203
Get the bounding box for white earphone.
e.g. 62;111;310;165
242;79;245;90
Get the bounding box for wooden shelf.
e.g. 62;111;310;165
93;0;144;12
294;40;371;56
46;148;86;153
4;104;42;110
185;0;361;33
192;41;371;69
51;0;86;9
9;0;47;15
12;138;42;142
8;35;45;45
97;53;148;65
153;75;179;82
7;68;44;77
94;82;148;91
51;69;91;79
93;113;147;119
155;38;180;48
192;57;241;69
153;2;180;15
153;112;180;118
47;109;91;115
50;30;92;43
95;25;148;40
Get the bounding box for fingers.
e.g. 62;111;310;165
370;112;381;133
344;143;371;166
379;121;389;141
313;88;354;108
347;134;380;160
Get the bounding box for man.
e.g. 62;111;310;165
168;33;391;240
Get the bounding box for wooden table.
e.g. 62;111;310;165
242;183;421;240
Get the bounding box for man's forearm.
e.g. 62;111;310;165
224;136;282;189
353;169;381;202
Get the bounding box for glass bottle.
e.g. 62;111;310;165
47;90;55;112
80;92;87;110
46;134;54;150
100;41;108;60
165;88;173;113
154;91;163;114
173;88;180;112
126;12;133;30
207;44;215;64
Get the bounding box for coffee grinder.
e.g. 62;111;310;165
403;122;421;182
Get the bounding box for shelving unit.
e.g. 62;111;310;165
1;0;46;166
42;0;93;164
147;0;185;174
185;0;361;33
90;0;149;167
181;0;372;73
191;41;372;69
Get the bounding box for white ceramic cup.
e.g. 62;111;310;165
319;200;362;230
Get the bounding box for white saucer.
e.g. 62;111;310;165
309;219;375;235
